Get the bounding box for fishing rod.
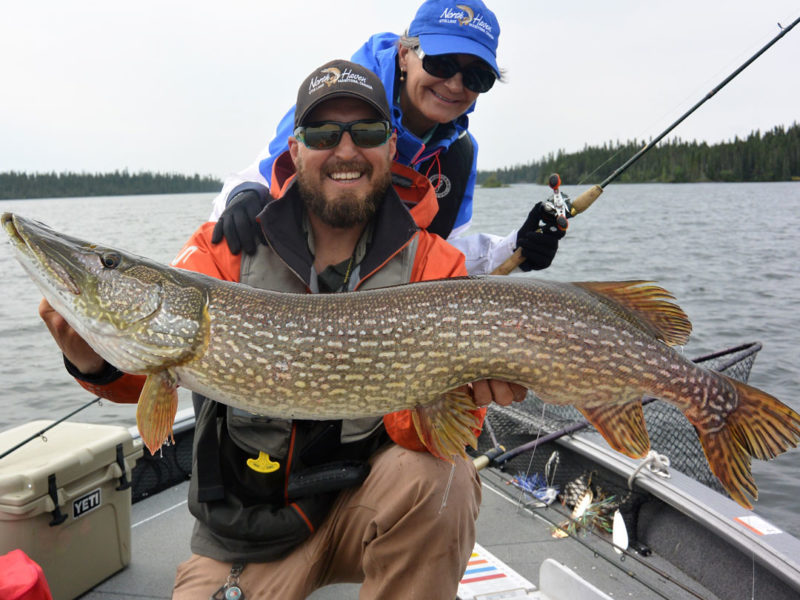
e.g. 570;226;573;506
518;503;710;600
492;14;800;276
0;396;102;461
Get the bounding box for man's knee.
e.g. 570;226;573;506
371;445;481;522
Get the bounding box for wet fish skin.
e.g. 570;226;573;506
4;212;799;509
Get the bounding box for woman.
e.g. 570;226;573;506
211;0;561;274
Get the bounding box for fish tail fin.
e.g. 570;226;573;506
578;397;651;458
696;375;800;509
136;372;178;455
411;390;481;460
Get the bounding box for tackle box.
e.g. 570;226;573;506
0;420;143;600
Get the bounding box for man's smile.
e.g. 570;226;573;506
329;170;364;182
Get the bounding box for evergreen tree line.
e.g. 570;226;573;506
0;170;223;200
478;123;800;186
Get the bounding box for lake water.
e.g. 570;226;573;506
1;182;798;535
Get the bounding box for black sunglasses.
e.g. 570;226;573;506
293;119;392;150
413;47;496;94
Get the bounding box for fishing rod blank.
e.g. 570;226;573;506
492;15;800;276
0;396;101;460
595;14;800;191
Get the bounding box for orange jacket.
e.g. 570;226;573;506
74;157;485;452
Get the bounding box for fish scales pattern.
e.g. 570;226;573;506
180;278;544;418
177;277;702;421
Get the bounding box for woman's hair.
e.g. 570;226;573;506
398;33;421;50
397;32;506;82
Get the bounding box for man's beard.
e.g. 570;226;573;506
295;158;392;228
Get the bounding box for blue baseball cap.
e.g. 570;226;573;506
408;0;500;77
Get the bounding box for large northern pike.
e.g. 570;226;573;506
4;212;799;508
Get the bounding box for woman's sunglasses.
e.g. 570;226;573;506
413;47;496;94
293;119;392;150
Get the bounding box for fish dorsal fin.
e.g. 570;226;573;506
573;281;692;346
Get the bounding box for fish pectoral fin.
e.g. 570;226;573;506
573;281;692;346
411;390;481;461
578;397;650;458
136;371;178;455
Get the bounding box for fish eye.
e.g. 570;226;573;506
100;252;121;269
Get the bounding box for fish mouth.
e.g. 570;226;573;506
3;212;81;295
2;212;24;244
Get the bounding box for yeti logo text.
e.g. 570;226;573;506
73;488;101;519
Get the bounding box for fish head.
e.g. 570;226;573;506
3;212;208;373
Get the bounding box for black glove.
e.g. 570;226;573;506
515;202;566;271
210;190;267;255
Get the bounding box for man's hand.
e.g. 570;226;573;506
465;379;528;407
515;202;565;271
39;298;105;375
210;190;267;255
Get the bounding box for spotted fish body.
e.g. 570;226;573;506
4;212;799;508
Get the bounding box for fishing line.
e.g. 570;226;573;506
572;15;800;189
0;396;102;460
482;413;500;448
438;457;458;514
514;400;548;511
575;148;627;187
593;14;799;190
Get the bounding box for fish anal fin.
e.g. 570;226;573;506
136;371;178;455
411;390;480;460
693;375;800;509
578;398;650;458
573;281;692;346
695;426;756;509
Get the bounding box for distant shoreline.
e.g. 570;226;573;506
5;122;799;198
0;171;222;200
478;123;800;186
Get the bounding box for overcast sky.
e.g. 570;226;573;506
2;0;798;181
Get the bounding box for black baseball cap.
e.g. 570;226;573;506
294;59;391;127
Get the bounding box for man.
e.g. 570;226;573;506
39;59;525;599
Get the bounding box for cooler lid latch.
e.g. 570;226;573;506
47;473;67;526
115;443;131;491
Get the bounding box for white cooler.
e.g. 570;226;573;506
0;420;143;600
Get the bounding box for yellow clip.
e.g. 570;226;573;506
246;451;280;474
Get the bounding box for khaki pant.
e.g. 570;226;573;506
173;444;482;599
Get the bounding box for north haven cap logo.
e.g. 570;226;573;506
307;66;375;96
439;4;495;40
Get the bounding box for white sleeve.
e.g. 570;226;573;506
449;230;519;275
208;153;271;222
